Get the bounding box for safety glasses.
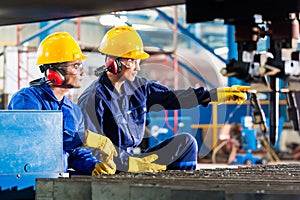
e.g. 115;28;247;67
58;62;83;74
120;58;141;68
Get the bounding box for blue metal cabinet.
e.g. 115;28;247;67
0;110;64;190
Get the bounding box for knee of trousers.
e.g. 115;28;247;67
176;133;198;153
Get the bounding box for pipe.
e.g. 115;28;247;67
16;25;21;90
173;6;179;135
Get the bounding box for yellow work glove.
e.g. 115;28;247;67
85;130;118;158
85;130;118;173
128;154;167;173
210;85;250;104
92;162;115;175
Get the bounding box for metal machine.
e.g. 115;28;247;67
234;115;283;165
186;0;300;147
0;110;65;199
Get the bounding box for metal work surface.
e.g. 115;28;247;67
36;164;300;200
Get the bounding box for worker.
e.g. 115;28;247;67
7;32;117;175
77;25;250;173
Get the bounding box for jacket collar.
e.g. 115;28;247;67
33;77;73;108
99;73;137;98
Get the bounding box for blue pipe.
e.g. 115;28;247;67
227;24;243;86
227;25;237;61
39;21;51;43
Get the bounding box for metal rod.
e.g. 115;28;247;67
269;77;279;146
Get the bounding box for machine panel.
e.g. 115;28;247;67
0;110;64;190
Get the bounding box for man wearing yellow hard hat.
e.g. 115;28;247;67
78;25;249;173
8;32;118;175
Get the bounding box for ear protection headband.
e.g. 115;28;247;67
39;65;65;86
105;58;122;74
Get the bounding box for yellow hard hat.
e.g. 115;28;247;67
36;32;88;65
98;25;149;60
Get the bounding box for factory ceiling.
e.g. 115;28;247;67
0;0;185;26
4;1;300;27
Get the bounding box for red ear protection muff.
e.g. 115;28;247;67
46;68;65;86
106;58;122;74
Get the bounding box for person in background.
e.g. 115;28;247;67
8;32;117;175
77;25;250;173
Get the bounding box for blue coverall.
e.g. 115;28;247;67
78;73;211;171
8;78;99;175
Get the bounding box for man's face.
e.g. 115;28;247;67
60;60;84;88
119;58;141;82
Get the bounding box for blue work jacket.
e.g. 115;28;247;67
8;78;99;175
78;73;210;171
